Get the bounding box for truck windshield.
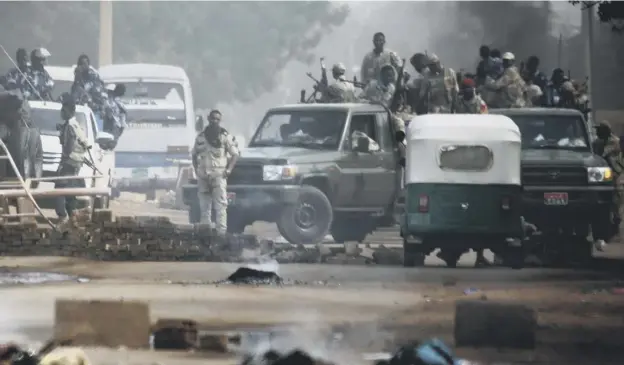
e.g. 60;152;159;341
249;110;347;150
30;108;89;137
507;114;590;151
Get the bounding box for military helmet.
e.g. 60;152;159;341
502;52;515;61
427;53;440;65
332;63;346;74
31;47;50;60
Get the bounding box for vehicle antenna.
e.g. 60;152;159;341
0;42;44;101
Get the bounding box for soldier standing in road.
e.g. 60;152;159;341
56;94;89;226
594;120;624;251
192;110;239;234
484;52;526;109
455;78;487;114
359;64;396;108
28;48;54;101
322;63;356;103
360;32;401;85
420;54;458;114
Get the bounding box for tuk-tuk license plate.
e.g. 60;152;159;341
544;192;568;206
227;192;236;204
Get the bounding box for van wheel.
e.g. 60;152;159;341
277;186;332;245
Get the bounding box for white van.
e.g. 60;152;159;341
44;65;75;101
98;64;195;197
28;100;116;207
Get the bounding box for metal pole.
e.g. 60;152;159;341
557;33;563;67
98;0;113;67
585;4;596;124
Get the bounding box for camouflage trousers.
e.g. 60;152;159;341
198;174;228;234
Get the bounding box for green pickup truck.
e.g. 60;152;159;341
182;103;404;245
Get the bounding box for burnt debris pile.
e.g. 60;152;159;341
225;267;283;285
242;349;335;365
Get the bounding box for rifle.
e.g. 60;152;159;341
344;79;366;89
305;72;321;103
389;59;407;113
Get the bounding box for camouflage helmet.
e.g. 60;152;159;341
332;63;346;74
31;47;50;60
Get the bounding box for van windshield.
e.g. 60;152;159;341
249;110;347;150
506;114;590;151
30;108;89;137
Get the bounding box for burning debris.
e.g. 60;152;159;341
225;267;283;285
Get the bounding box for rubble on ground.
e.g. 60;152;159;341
0;214;403;265
225;267;283;285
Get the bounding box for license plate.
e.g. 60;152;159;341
544;192;568;206
131;168;149;178
227;192;236;204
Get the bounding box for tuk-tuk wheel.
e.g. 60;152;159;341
403;242;425;267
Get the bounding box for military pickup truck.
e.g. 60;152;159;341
182;103;403;244
491;108;615;264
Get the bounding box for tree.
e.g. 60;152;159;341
0;1;348;107
570;1;624;31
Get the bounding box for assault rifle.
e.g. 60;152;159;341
302;57;329;103
389;59;407;113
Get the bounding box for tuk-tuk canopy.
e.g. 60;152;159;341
405;114;521;186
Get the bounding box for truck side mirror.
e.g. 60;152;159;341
395;130;406;143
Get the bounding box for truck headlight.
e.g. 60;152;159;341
262;165;297;181
587;167;613;183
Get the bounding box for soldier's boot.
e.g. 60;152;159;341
475;249;491;267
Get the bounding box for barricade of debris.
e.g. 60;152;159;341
0;213;404;265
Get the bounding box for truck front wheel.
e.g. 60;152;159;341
277;186;333;245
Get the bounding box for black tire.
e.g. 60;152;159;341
403;242;426;267
188;200;201;224
330;216;370;243
276;185;333;245
501;246;525;270
439;249;462;268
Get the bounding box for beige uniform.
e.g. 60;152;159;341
359;80;395;108
324;75;356;103
485;66;526;108
60;116;88;166
360;49;401;85
192;128;239;233
420;67;458;114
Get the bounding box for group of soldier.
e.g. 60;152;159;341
0;48;127;142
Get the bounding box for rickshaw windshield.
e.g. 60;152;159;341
249;110;347;150
507;114;590;151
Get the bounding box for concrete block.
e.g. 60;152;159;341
454;300;536;349
198;334;229;352
92;209;113;223
16;197;36;225
54;299;150;348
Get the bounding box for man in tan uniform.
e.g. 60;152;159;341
322;63;356;103
192;109;239;234
484;52;526;109
360;32;401;85
419;54;458;114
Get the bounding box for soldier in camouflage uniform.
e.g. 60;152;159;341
56;94;89;226
103;83;127;142
484;52;526;109
418;54;458;114
4;48;33;98
455;78;487;114
359;64;396;108
360;32;401;85
72;54;108;129
322;63;356;103
27;48;54;101
593;120;624;251
192;110;239;234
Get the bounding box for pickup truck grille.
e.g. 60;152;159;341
522;166;587;186
227;163;263;185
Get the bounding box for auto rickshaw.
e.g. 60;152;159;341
397;114;524;268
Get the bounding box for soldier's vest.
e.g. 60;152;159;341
456;97;482;114
424;68;455;109
194;128;230;179
61;117;87;165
